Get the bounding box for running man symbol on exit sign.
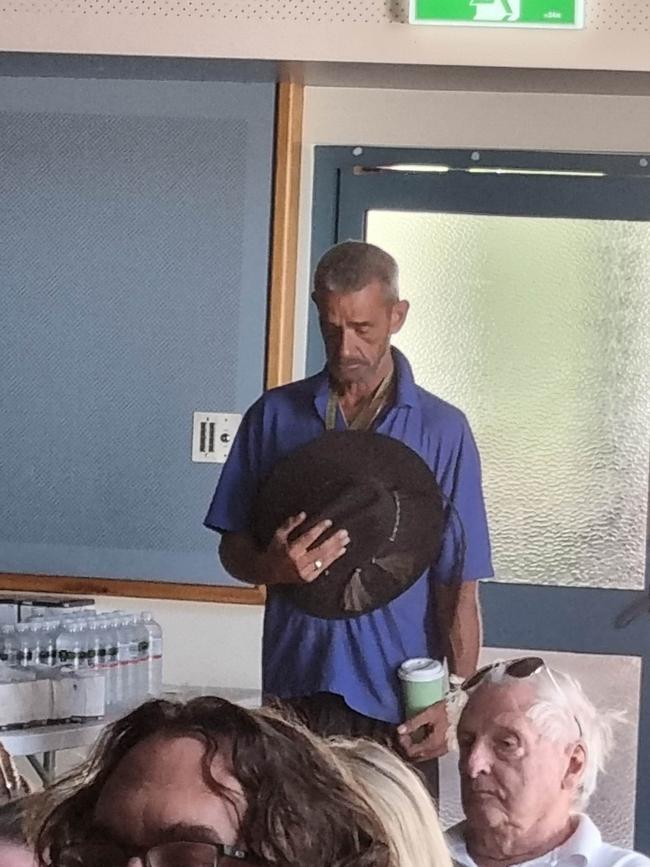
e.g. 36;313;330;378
410;0;583;27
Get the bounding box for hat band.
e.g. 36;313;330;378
388;490;401;543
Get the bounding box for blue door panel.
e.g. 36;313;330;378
309;147;650;852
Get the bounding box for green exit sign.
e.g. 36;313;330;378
410;0;583;27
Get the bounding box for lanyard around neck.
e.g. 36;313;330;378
325;368;395;432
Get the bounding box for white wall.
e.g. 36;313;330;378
94;597;263;689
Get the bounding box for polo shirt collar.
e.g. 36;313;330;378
446;816;600;867
393;347;419;408
312;346;418;423
563;815;602;863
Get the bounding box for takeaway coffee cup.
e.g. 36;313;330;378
398;657;446;719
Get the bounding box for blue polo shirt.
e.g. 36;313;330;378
204;349;492;723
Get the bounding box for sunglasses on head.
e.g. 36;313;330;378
462;656;547;691
462;656;583;738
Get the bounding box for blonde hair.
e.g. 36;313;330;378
330;739;452;867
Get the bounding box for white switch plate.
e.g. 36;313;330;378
192;412;242;463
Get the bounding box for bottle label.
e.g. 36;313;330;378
151;638;163;658
59;650;81;664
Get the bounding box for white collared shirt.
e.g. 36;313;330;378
446;815;650;867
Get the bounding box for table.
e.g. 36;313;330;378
1;685;262;784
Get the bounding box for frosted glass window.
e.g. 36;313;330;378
367;211;650;589
438;648;641;848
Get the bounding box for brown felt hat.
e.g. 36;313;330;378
252;430;446;619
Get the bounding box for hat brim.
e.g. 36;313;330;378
253;431;445;619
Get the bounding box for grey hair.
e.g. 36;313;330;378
478;663;621;809
312;241;399;302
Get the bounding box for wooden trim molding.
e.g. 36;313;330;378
0;573;265;605
266;80;305;389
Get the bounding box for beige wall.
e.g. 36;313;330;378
3;0;650;72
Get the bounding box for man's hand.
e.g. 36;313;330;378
261;512;350;586
397;700;450;762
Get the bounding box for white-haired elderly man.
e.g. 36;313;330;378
447;656;649;867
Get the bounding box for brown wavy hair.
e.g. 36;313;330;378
32;696;391;867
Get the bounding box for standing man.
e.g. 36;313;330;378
204;241;492;783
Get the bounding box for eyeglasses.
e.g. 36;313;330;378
462;656;583;738
58;840;261;867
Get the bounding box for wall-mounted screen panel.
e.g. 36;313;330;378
0;74;275;587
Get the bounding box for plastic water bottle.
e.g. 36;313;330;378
77;620;91;671
91;618;104;681
32;621;57;668
84;619;99;673
127;615;149;703
113;614;128;707
107;615;127;711
141;612;163;697
117;614;139;709
56;621;84;671
28;622;47;668
97;617;118;711
44;620;61;666
0;625;18;668
15;623;34;667
137;615;152;700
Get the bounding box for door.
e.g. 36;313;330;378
308;147;650;851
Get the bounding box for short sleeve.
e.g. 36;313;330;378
432;417;493;584
203;399;264;535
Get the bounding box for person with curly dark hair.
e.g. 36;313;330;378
30;696;391;867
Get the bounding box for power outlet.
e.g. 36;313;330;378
192;412;242;463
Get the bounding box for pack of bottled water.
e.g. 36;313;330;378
0;609;163;726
